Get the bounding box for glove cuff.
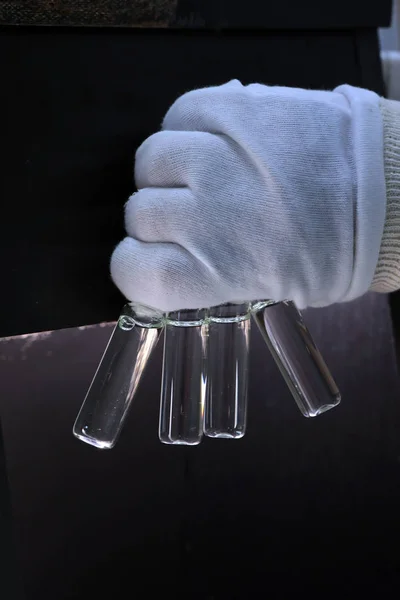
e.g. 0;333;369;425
334;85;386;303
371;98;400;293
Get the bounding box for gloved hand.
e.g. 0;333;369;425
110;79;386;311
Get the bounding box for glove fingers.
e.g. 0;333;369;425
135;130;214;188
162;79;245;133
124;187;197;244
110;236;216;312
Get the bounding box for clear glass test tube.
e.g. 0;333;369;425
159;309;208;446
73;304;164;449
251;300;340;417
204;303;250;439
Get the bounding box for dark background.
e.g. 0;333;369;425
2;1;400;598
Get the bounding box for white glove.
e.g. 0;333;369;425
110;79;386;311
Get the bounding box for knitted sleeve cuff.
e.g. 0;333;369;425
370;97;400;293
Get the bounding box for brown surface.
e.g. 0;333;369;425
1;292;400;598
0;0;391;28
0;0;178;27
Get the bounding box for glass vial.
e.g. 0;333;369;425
251;300;340;417
73;304;164;449
159;309;208;446
204;303;250;439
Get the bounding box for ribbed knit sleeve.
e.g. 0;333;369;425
371;98;400;292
